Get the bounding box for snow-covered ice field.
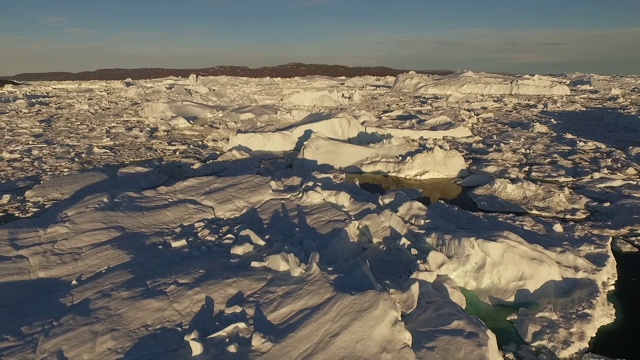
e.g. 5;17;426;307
0;70;639;359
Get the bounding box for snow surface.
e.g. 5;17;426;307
1;71;639;359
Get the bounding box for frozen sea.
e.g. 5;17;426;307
0;70;638;359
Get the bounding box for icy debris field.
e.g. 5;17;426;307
0;70;639;359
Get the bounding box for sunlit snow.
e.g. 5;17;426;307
0;70;638;359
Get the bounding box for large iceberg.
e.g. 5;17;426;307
393;71;571;96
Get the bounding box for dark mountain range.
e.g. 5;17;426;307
9;63;453;81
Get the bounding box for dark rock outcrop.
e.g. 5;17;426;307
0;79;21;87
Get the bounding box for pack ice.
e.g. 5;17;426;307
0;70;638;359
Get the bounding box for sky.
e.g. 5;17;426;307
1;0;639;75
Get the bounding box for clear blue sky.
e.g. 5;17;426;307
1;0;639;75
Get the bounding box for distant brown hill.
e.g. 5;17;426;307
10;63;453;81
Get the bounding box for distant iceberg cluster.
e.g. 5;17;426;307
393;71;571;96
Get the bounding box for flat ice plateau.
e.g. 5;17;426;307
1;70;638;359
